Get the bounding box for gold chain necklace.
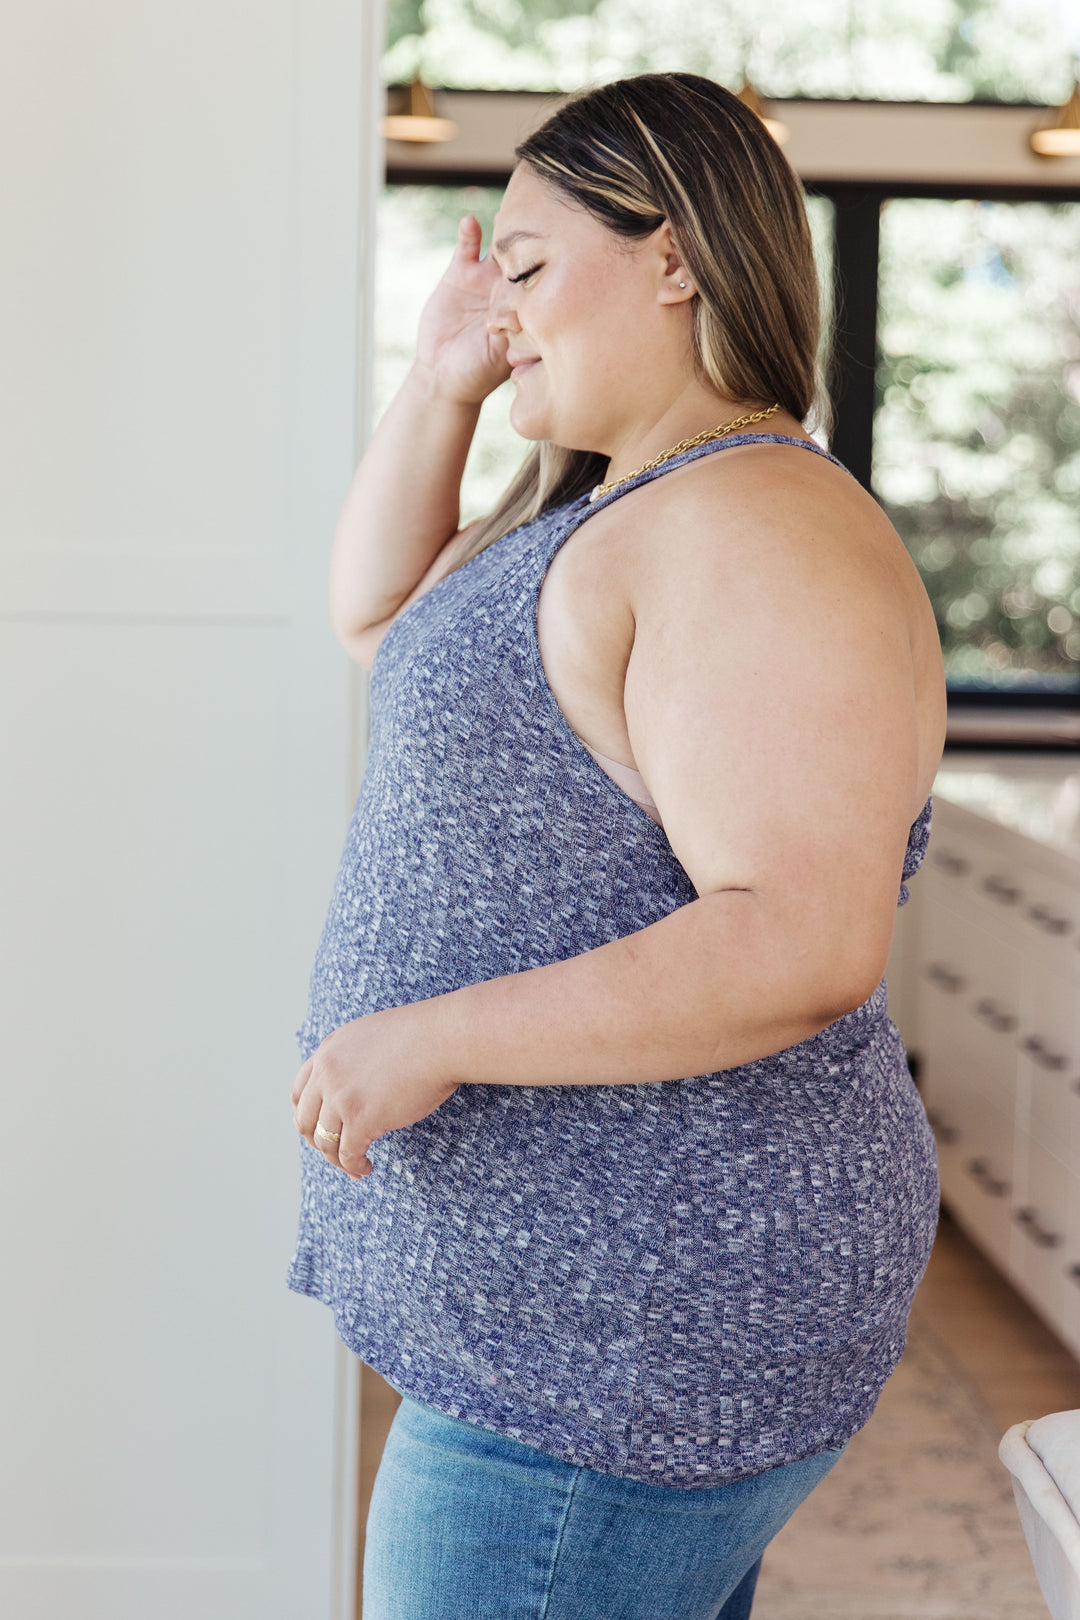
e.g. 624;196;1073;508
588;403;781;502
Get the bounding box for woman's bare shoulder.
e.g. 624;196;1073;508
625;439;930;630
620;442;946;818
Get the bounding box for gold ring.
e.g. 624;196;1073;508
314;1123;341;1145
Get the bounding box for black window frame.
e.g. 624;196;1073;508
817;178;1080;739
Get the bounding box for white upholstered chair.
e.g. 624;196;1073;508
1000;1410;1080;1620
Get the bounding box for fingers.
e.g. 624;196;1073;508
309;1110;373;1182
338;1127;374;1180
293;1079;323;1144
298;1091;349;1172
293;1069;334;1149
291;1061;371;1180
458;214;502;287
312;1117;345;1169
289;1057;313;1108
456;214;483;263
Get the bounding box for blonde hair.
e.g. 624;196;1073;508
455;72;827;567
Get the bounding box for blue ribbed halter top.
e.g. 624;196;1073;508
287;433;939;1487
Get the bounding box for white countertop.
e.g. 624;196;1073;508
932;750;1080;860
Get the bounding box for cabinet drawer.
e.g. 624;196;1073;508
1016;867;1080;967
942;1086;1015;1275
924;815;1000;905
919;893;975;1045
924;829;980;892
955;922;1022;1117
1009;1130;1073;1333
1018;959;1080;1172
919;892;1022;1118
925;819;1027;946
924;775;1080;1350
1058;1181;1080;1360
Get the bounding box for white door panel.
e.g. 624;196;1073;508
0;1;383;1614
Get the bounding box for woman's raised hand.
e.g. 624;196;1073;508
413;215;512;406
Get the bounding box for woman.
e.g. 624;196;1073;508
288;72;945;1619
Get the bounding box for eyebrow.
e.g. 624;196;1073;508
491;229;547;258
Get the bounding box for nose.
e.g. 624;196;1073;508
486;283;521;337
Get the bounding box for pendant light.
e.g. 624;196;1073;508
1030;67;1080;157
382;78;458;144
735;80;790;146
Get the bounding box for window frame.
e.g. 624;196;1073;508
815;178;1080;733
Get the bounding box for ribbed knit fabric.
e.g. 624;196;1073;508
287;433;939;1487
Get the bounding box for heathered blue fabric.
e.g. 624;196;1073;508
287;433;940;1487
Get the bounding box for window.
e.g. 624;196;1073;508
376;0;1080;711
875;198;1080;693
386;0;1076;103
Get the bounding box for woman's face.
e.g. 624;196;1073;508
487;164;694;453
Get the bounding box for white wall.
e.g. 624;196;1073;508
0;3;381;1616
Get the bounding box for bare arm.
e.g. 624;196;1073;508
329;368;482;660
331;216;511;666
423;882;870;1085
292;878;868;1177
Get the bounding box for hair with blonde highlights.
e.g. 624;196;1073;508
454;71;827;567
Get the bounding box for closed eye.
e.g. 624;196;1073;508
508;263;543;284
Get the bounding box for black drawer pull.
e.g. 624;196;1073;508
1027;903;1073;937
1013;1207;1064;1248
932;849;971;876
925;1107;959;1145
983;874;1023;905
1069;1265;1080;1287
925;961;967;994
1021;1035;1069;1073
972;997;1018;1033
965;1157;1010;1198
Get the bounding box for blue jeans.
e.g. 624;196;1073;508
363;1394;846;1619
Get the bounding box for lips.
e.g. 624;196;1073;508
509;357;540;380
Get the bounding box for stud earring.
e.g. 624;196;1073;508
678;281;687;288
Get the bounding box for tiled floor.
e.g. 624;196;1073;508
354;1206;1080;1616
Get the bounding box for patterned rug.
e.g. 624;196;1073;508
752;1311;1047;1620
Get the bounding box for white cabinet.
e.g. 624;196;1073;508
915;761;1080;1356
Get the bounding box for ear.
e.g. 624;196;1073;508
653;220;696;306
